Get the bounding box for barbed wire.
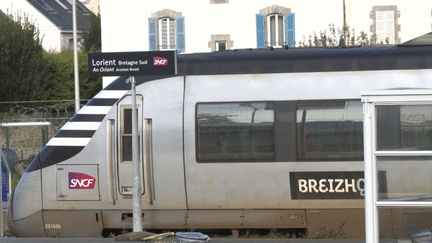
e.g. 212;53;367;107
0;100;88;126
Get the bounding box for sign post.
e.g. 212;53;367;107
89;51;176;234
130;76;142;232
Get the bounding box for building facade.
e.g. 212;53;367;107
100;0;344;86
100;0;432;87
101;0;344;53
345;0;432;45
0;0;91;52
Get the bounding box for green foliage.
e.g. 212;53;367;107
267;229;277;239
11;170;20;190
0;12;48;102
298;24;381;47
53;233;62;238
81;13;101;52
0;11;101;105
44;49;101;101
307;221;348;239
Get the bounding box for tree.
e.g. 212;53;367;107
298;24;380;48
44;49;101;101
81;13;101;52
0;12;48;102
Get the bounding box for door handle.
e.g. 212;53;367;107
107;119;116;205
144;119;153;205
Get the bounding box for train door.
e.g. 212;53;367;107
117;94;144;196
103;78;188;229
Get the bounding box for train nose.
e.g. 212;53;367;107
7;169;46;237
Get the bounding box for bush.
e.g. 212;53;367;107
44;49;101;101
0;11;48;103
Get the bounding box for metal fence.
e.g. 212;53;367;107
0;100;81;162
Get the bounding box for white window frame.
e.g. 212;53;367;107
375;11;395;44
370;5;400;44
158;17;176;50
267;14;284;47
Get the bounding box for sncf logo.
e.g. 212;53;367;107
153;57;168;66
69;172;96;189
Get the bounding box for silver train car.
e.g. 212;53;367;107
8;45;432;238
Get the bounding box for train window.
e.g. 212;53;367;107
297;100;363;160
377;105;432;151
121;108;140;162
196;102;275;162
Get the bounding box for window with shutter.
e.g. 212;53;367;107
149;9;185;52
257;6;295;48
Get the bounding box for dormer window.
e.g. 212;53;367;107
55;0;71;13
66;0;89;14
35;0;56;13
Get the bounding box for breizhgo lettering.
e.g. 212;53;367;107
298;178;364;195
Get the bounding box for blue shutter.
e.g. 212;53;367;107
149;18;157;51
176;17;185;53
285;13;295;47
256;14;265;49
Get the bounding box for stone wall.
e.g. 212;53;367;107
1;125;62;161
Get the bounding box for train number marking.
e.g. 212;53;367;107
45;224;61;229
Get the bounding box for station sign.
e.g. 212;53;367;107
88;51;176;77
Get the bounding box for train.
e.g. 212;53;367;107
7;42;432;238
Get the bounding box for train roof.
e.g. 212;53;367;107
105;45;432;91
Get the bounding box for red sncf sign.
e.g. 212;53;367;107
68;172;96;189
153;57;168;66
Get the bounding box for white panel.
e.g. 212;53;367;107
78;106;112;114
46;138;91;146
62;122;101;130
94;90;128;99
56;165;100;201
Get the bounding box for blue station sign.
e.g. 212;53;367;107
88;51;176;77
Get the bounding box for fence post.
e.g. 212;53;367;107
4;113;9;162
41;113;48;146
